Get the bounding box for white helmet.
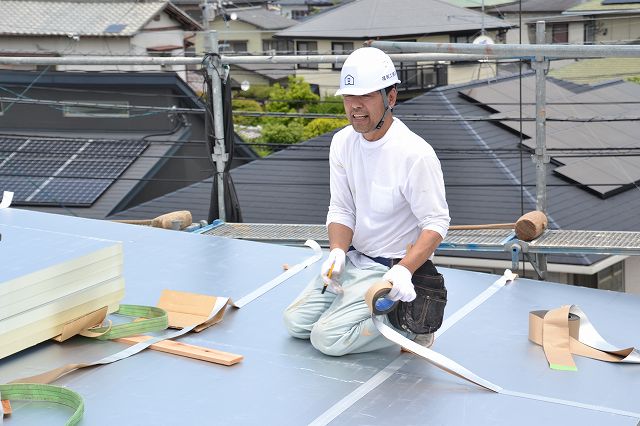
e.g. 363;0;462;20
335;47;401;96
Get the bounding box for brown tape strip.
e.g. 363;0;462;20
541;306;578;371
529;306;640;369
52;307;109;342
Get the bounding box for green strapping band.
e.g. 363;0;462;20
90;304;168;340
549;363;578;372
0;383;83;426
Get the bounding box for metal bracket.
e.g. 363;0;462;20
212;145;229;173
525;252;547;280
506;240;547;279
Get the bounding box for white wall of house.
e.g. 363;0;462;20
210;19;271;54
568;22;584;44
447;62;497;85
624;256;640;294
277;5;303;20
501;13;537;44
597;16;640;44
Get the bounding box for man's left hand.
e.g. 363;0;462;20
383;265;416;302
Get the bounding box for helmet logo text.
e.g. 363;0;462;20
381;71;397;81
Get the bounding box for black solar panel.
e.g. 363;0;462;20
602;0;640;4
460;78;640;198
0;136;148;207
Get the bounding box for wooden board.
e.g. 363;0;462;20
116;335;243;366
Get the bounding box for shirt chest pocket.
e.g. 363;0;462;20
370;182;398;214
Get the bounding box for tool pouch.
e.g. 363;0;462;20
387;271;447;335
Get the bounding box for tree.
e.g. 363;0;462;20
232;76;348;156
304;118;348;140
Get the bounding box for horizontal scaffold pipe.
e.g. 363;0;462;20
0;53;485;66
369;40;640;59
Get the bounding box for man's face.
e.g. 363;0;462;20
343;89;395;141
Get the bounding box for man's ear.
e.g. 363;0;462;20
388;87;397;109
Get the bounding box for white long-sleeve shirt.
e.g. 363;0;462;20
326;118;450;268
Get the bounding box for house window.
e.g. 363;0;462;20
598;262;624;292
297;41;318;69
451;33;474;44
584;20;596;44
262;39;294;55
572;262;624;292
551;23;569;44
63;101;130;118
220;40;248;54
331;42;354;69
291;10;309;20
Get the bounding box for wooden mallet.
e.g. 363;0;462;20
112;210;193;230
449;211;548;241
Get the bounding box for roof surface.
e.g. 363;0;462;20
276;0;336;5
231;62;296;81
549;58;640;84
232;7;297;30
565;0;640;13
1;207;640;425
0;0;201;37
275;0;511;39
462;75;640;198
497;0;586;13
445;0;515;7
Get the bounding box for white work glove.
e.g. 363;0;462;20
383;265;416;302
320;248;346;294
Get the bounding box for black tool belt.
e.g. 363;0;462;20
386;259;447;335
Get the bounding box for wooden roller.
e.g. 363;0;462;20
112;210;193;230
449;211;548;241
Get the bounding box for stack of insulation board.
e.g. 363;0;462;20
0;224;125;359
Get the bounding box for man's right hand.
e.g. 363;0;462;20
321;248;346;294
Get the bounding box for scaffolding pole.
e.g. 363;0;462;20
203;31;227;221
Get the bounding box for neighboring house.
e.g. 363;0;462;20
0;70;257;220
273;0;512;97
273;0;350;20
170;0;270;25
491;0;594;45
562;0;640;44
487;0;640;45
116;73;640;294
191;7;297;93
229;62;295;91
207;6;297;55
0;0;202;80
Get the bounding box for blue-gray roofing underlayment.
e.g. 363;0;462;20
0;208;639;424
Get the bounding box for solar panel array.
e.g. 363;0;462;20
462;77;640;198
0;136;148;207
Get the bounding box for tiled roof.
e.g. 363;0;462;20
234;7;297;30
275;0;511;39
0;0;201;37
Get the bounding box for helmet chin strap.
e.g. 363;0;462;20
374;88;390;130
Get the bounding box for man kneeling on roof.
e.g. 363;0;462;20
283;47;450;356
